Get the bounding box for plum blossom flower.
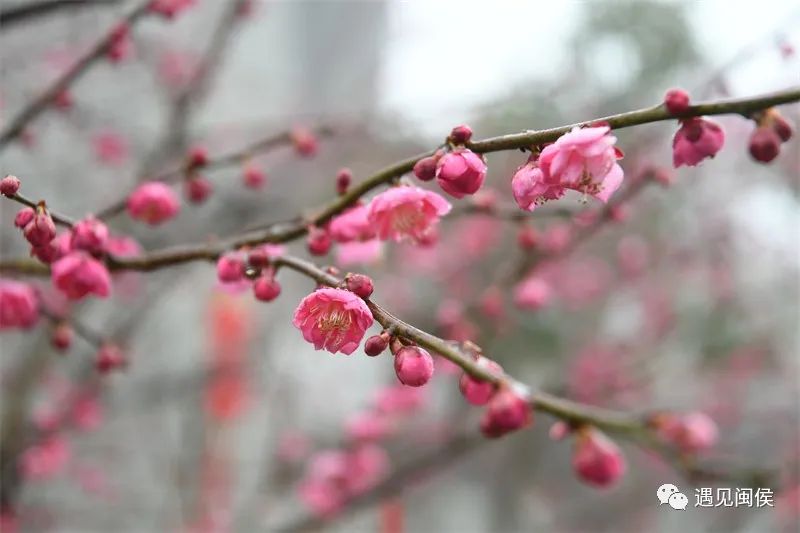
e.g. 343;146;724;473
292;288;374;354
654;411;718;453
71;216;109;255
328;205;376;242
480;387;531;438
51;252;111;300
335;239;384;266
435;148;487;198
672;117;725;167
511;157;565;211
0;279;39;330
127;181;180;225
539;126;624;203
366;186;451;243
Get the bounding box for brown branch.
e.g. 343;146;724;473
0;0;122;27
0;0;152;151
5;192;75;227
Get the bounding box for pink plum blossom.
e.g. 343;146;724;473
127;182;180;225
572;428;627;488
672;117;725;167
328;205;376;242
435;148;487;198
51;252;112;300
0;279;39;330
366;186;451;243
292;288;374;354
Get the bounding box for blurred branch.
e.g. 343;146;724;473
5;192;76;227
0;0;122;27
0;0;152;151
94;124;335;220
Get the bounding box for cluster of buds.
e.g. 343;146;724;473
216;245;286;302
413;124;487;199
748;108;794;163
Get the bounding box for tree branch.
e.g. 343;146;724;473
0;0;122;28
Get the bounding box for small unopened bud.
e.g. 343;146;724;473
771;114;793;142
51;323;73;351
449;124;473;144
335;168;352;195
1;175;20;197
187;146;208;169
394;345;434;387
663;88;690;114
517;226;538;250
345;273;374;299
95;344;126;374
413;156;439;182
243;165;266;189
14;207;35;228
253;275;281;302
185;176;213;204
247;249;271;269
307;227;331;256
364;332;389;357
479;387;531;438
748;127;781;163
23;207;56;247
216;253;245;283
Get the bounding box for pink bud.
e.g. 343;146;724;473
435;149;487;198
187;146;208;168
23;208;56;247
216;253;245;283
95;344;126;374
0;279;39;330
513;276;552;311
549;421;571;441
71;216;109;255
247;249;271;269
771;115;793;142
459;357;502;406
127;181;180;225
1;175;20;197
748;127;781;163
393;345;434;387
672;117;725;168
307;227;331;256
243;164;267;189
449;124;473;144
253;275;281;302
345;273;374;299
291;127;318;157
655;412;718;453
572;428;626;488
364;333;389;357
413;155;439;182
14;207;35;228
663;88;690;114
51;323;73;351
335;168;352;195
185;176;213;204
479;387;531;438
517;226;538;250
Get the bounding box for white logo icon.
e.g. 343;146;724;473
668;492;689;510
657;483;688;510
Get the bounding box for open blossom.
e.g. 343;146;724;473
127;181;180;225
0;279;39;330
572;428;627;488
435;148;487;198
52;252;111;300
292;288;374;354
328;205;376;242
539;126;624;203
366;186;452;243
511;157;565;211
672;117;725;167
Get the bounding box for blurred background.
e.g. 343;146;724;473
1;0;799;531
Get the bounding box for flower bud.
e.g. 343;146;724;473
459;357;502;406
291;127;318;157
307;227;331;256
549;421;571;441
23;208;56;247
435;149;487;198
771;115;793;142
413;155;439;181
51;323;73;351
345;273;374;299
216;253;245;283
479;387;531;438
364;333;389;357
185;176;213;204
95;344;126;374
127;181;180;225
393;345;434;387
572;428;627;488
243;165;267;189
517;226;538;250
253;275;281;302
247;249;271;269
663;88;690;114
1;175;20;197
336;168;352;195
187;146;208;169
449;124;473;144
748;127;781;163
71;216;109;255
14;207;35;228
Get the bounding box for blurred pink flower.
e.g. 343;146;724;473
51;252;111;300
672;117;725;167
367;186;451;243
92;130;129;166
0;279;39;330
572;428;626;488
